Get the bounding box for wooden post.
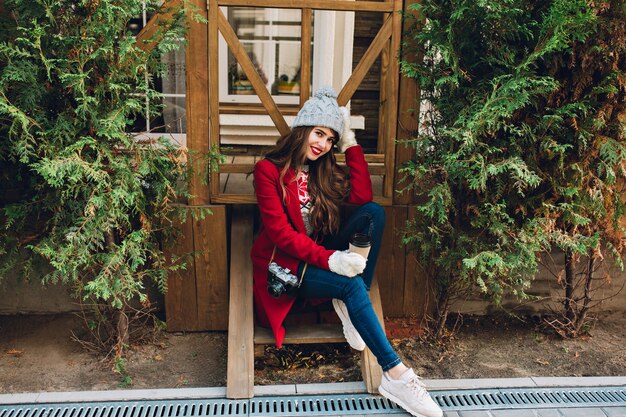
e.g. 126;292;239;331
393;0;422;206
361;278;385;393
187;0;210;206
226;205;255;398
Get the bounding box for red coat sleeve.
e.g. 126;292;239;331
344;145;373;204
254;160;335;269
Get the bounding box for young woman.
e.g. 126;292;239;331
251;87;442;417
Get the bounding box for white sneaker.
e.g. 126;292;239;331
379;369;443;417
332;298;366;351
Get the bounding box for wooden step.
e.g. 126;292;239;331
254;323;345;345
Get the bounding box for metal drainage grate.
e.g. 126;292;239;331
433;386;626;411
249;395;400;415
0;395;399;417
1;387;625;417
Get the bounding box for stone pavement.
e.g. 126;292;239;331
0;377;625;416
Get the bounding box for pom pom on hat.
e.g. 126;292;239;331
313;86;338;100
292;86;344;138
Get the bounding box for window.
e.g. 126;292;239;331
218;7;355;105
128;5;187;147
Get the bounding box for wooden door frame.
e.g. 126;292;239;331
202;0;402;205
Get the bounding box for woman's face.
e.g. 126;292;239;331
305;127;336;161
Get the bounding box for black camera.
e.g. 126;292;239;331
267;261;301;298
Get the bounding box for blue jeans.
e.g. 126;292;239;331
297;202;401;371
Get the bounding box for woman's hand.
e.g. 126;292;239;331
337;107;358;153
328;250;366;277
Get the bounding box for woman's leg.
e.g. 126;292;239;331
298;264;401;371
323;202;385;289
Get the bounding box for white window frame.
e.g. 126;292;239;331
131;3;187;135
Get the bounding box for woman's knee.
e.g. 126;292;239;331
342;276;369;300
363;201;385;223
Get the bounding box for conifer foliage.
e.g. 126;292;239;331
401;0;626;338
0;0;200;357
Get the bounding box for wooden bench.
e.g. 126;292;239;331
226;205;385;399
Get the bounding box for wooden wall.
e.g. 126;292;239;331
377;206;432;318
164;205;229;331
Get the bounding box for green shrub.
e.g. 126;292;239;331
401;0;626;338
0;0;210;357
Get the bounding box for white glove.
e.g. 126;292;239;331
328;250;366;277
337;107;358;153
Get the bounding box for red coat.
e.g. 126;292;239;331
251;145;373;347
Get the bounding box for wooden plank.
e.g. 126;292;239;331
135;0;183;52
254;324;345;345
381;0;402;200
376;206;407;317
361;278;385;394
194;205;229;330
210;194;392;205
337;15;392;106
218;164;385;175
377;29;389;154
215;153;387;166
212;194;258;204
217;154;386;173
218;163;258;173
187;0;210;205
403;206;433;319
300;8;312;107
218;9;290;135
217;0;395;12
226;205;255;399
219;104;300;115
208;0;221;201
394;0;422;205
337;153;385;164
164;212;198;331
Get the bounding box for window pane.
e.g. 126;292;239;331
227;8;304;97
128;4;187;135
162;97;186;134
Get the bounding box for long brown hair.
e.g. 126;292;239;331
263;126;350;235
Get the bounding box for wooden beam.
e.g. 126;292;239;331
218;9;290;135
217;154;385;171
186;0;210;205
208;0;221;201
135;0;183;52
378;25;390;154
226;205;255;398
394;0;422;205
300;8;312;107
211;194;258;204
218;162;386;175
217;0;395;12
361;278;385;393
382;0;402;199
337;15;393;106
254;324;345;345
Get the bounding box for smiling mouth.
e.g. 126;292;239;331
310;147;322;156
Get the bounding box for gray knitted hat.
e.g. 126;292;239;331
291;86;344;138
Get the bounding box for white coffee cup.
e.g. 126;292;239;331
348;233;371;259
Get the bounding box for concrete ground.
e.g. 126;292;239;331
1;377;625;416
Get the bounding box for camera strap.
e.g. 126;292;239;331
269;245;307;286
269;246;276;265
